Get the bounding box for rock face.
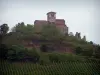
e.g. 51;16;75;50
22;40;74;53
34;11;68;34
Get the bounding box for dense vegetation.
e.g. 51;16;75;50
0;22;100;60
0;22;100;74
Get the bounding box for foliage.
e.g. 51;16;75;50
0;24;9;44
0;24;9;60
81;47;93;57
7;45;27;61
1;22;99;61
75;46;82;55
94;45;100;58
7;45;40;63
0;24;9;35
48;52;84;63
3;32;23;46
49;53;60;63
11;22;35;40
0;44;8;59
12;22;34;34
37;52;50;65
41;24;65;41
89;41;93;44
26;48;40;63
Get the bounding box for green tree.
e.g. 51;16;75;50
0;24;9;44
41;24;65;41
11;22;35;40
0;44;8;59
75;46;82;55
0;24;9;59
89;41;93;44
81;45;94;57
26;48;40;63
95;45;100;58
11;22;26;33
7;45;27;61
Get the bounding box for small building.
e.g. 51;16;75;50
34;11;69;34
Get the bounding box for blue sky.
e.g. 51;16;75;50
0;0;100;44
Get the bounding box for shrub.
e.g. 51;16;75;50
82;48;93;57
7;45;40;63
39;52;50;65
7;45;27;61
26;48;40;63
49;53;60;63
48;53;85;63
75;46;82;55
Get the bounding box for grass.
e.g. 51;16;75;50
0;60;100;75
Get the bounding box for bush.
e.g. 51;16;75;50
39;52;50;65
7;45;40;63
7;45;27;61
26;48;40;63
48;53;85;63
48;53;61;63
82;48;93;57
49;54;59;63
75;46;82;55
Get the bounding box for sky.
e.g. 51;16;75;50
0;0;100;44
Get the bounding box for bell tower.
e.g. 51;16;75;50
47;12;56;23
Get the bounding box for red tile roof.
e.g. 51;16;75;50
55;19;65;25
34;20;48;25
34;19;66;26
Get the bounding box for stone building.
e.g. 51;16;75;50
34;12;69;34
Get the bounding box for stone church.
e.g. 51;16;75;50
34;11;69;34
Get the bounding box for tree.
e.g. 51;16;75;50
26;48;40;63
7;45;27;61
0;44;8;59
75;46;82;55
95;45;100;58
0;24;9;59
69;32;74;36
11;22;26;33
11;22;35;40
0;24;9;34
0;24;9;44
80;44;94;57
89;41;93;44
82;36;86;41
75;32;81;39
40;24;65;41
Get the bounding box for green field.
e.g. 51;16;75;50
0;60;100;75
